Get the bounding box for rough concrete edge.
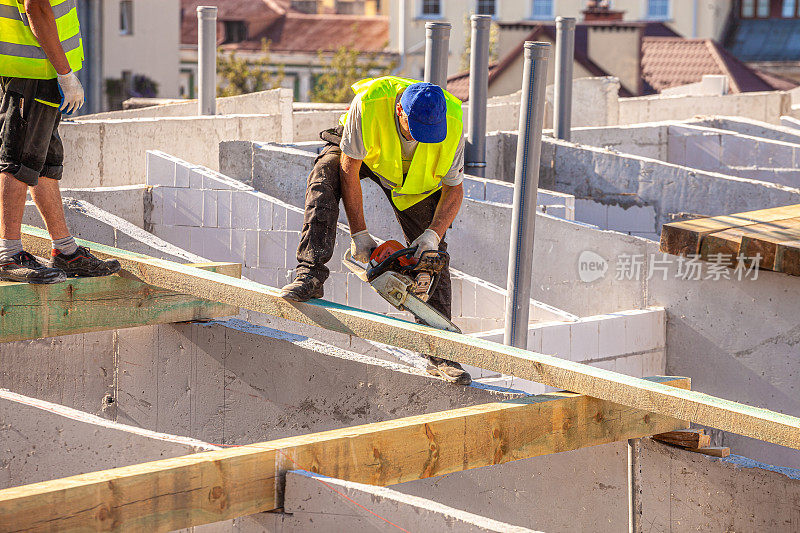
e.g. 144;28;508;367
284;470;542;533
0;388;219;452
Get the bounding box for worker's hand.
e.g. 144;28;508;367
56;70;84;115
351;229;377;263
410;228;440;259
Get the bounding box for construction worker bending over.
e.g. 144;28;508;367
0;0;120;283
280;76;470;385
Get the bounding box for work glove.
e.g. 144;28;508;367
56;70;85;115
410;228;440;259
351;229;377;263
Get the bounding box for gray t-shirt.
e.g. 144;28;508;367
339;92;464;187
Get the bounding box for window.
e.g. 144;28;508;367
119;0;132;35
222;21;247;43
530;0;553;19
421;0;441;16
477;0;495;16
783;0;797;16
646;0;670;20
757;0;770;17
742;0;755;17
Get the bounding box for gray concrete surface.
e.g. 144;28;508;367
282;470;539;532
0;388;217;489
0;320;521;445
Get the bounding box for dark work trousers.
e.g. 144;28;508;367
294;131;452;321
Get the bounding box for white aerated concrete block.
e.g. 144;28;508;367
174;163;189;188
450;278;463;318
202;190;217;227
569;319;600;362
258;197;272;230
244;230;258;268
286;208;304;230
151;224;190;251
272;204;287;231
217;191;232;229
259;231;286;268
204;228;231;261
146;151;176;187
598;314;627;358
527;326;543;353
540;322;571;358
149;187;164;225
176;189;203;226
232;193;258;229
161;187;177;226
230;229;245;263
460;280;477;318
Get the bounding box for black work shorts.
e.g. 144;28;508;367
0;77;64;186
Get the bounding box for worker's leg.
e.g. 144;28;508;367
282;143;343;300
382;189;469;385
27;79;119;277
0;77;65;283
389;190;452;320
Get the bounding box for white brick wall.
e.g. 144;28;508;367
470;307;666;394
461;175;576;221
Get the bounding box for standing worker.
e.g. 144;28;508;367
0;0;120;283
280;76;471;385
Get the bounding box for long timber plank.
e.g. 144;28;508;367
0;377;689;532
0;261;240;342
660;204;800;256
699;218;800;268
20;226;800;450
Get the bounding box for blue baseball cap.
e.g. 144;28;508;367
400;82;447;144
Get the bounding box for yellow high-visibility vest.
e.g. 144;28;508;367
339;76;463;210
0;0;83;79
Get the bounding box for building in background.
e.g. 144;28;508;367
724;0;800;84
179;0;392;102
76;0;181;114
386;0;735;81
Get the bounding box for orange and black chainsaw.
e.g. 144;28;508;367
343;240;461;334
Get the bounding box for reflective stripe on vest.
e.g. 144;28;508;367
0;0;83;79
339;76;463;210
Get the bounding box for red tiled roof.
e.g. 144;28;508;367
180;0;388;54
226;14;389;53
641;37;794;93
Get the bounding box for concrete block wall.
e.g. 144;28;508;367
566;123;669;160
146;151;574;333
60;114;284;188
667;124;800;187
690;116;800;145
539;137;800;232
472;308;666;394
618;90;791;125
77;88;293;125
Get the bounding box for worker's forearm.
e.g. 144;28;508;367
429;183;463;238
24;0;71;75
340;154;367;234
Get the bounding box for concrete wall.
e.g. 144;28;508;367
0;389;216;489
59;114;285;188
0;320;519;447
618;91;792;126
79;88;293;122
691;116;800;145
396;438;800;532
55;185;149;228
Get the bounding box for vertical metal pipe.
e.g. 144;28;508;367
465;15;491;178
554;17;575;141
397;0;406;74
197;6;217;116
503;42;550;349
628;438;642;533
424;22;451;90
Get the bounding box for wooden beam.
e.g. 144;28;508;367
660;204;800;256
0;377;689;532
653;429;710;449
0;260;240;343
19;226;800;450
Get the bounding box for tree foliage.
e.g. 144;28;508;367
460;12;500;72
216;39;285;97
309;44;396;103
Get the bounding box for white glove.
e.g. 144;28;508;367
350;229;377;263
410;228;440;259
56;70;84;115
